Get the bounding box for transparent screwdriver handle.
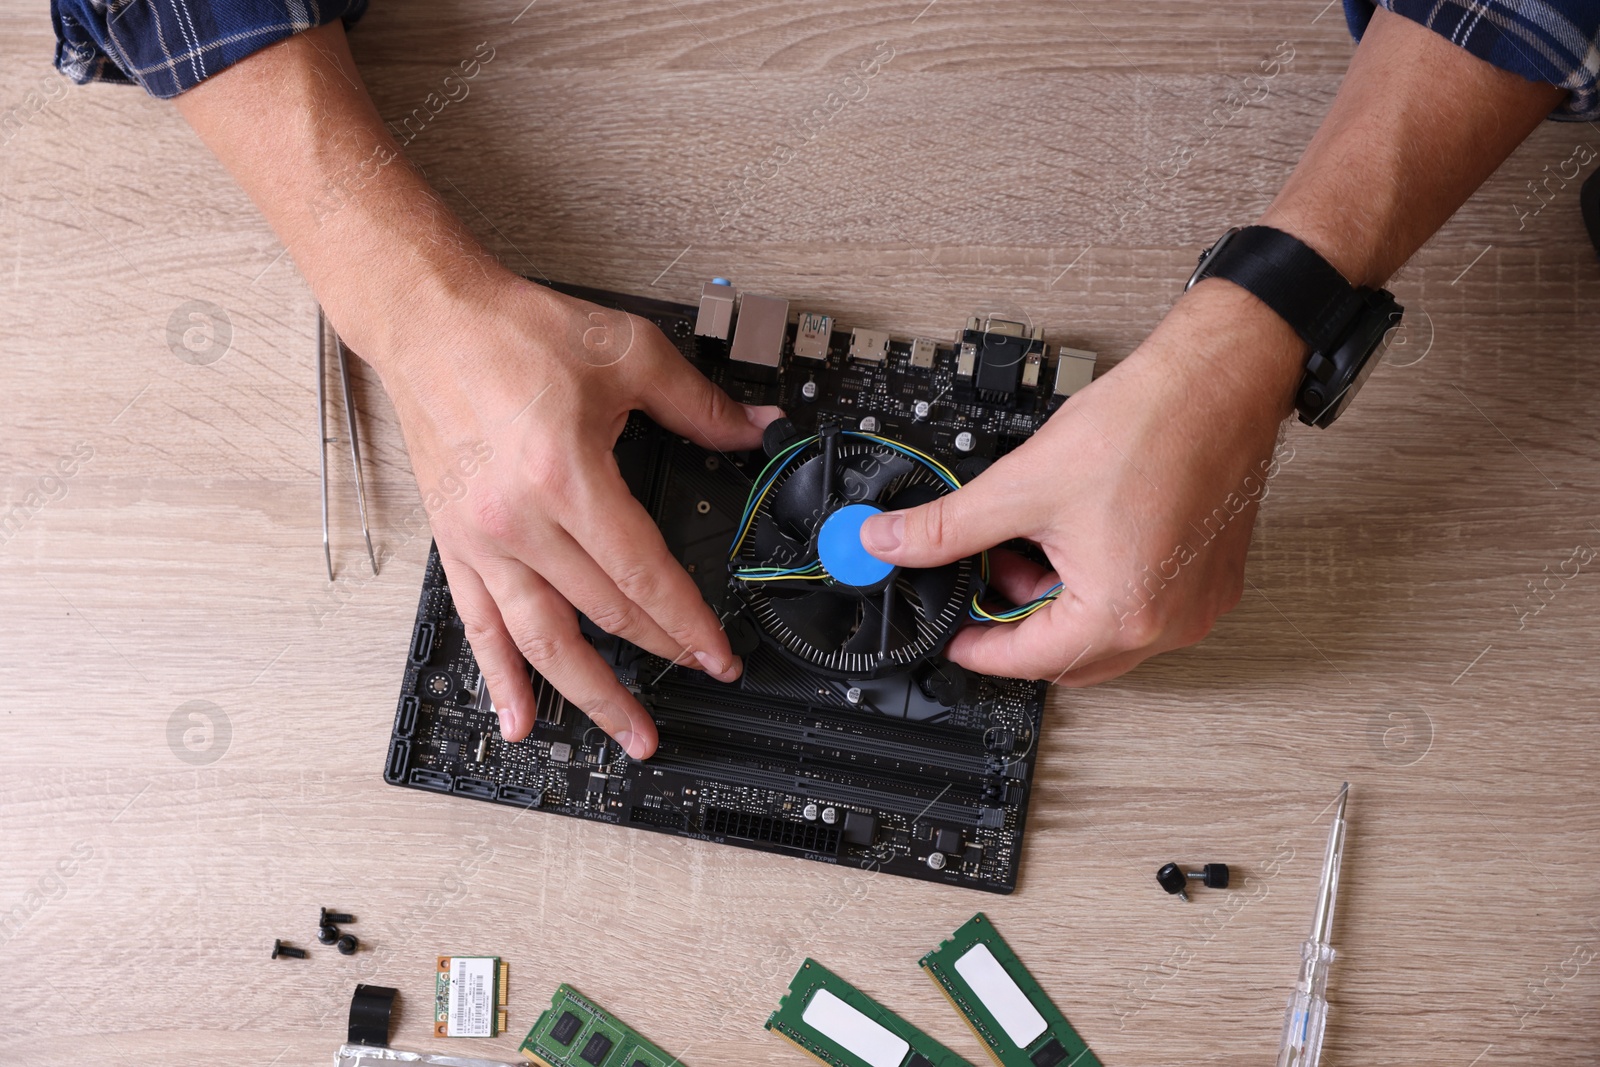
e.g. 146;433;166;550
1277;783;1347;1067
1276;940;1335;1067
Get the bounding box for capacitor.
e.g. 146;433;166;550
954;431;975;452
845;686;863;705
800;380;818;401
926;852;947;870
913;400;931;420
803;802;819;821
859;416;878;432
821;806;838;825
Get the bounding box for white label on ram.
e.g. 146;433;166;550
801;988;911;1067
953;942;1047;1047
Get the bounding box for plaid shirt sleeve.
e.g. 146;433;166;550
1344;0;1600;120
51;0;369;100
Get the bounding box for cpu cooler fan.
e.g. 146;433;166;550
731;425;977;678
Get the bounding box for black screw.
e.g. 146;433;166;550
317;923;341;944
1157;861;1231;901
271;939;308;959
1156;862;1189;900
320;907;354;925
337;933;359;955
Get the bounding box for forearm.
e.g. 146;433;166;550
1163;8;1565;426
163;20;815;747
1261;7;1565;287
171;22;500;368
864;8;1574;686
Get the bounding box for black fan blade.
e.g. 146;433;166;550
903;562;962;625
770;455;828;541
838;452;915;506
879;481;941;512
749;515;808;571
844;583;919;657
766;588;860;653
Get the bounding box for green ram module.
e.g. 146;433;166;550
918;914;1100;1067
766;958;975;1067
520;984;686;1067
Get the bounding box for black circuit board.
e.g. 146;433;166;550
382;281;1083;893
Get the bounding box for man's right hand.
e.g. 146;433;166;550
375;273;780;757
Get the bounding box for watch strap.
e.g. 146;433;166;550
1196;225;1363;351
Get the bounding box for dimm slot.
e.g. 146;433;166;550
651;694;997;778
649;687;999;765
646;751;984;826
655;725;989;804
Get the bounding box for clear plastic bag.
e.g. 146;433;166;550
334;1043;528;1067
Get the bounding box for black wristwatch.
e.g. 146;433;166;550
1186;225;1403;427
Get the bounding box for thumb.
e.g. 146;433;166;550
860;475;1028;568
642;345;782;451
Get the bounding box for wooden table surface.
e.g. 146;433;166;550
3;2;1597;1065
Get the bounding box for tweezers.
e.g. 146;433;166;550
317;306;379;581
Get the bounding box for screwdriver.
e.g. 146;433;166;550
1276;782;1349;1067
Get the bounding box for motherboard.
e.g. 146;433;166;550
382;279;1096;893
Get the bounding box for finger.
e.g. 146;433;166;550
981;548;1059;605
1050;648;1154;688
945;596;1112;680
482;561;660;758
860;462;1042;570
513;526;695;667
437;553;538;742
639;330;782;451
564;473;742;681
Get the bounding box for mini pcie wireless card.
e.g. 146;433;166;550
435;955;509;1038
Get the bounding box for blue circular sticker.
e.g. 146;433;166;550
817;503;894;587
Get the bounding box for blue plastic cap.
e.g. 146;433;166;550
711;277;732;286
817;504;894;587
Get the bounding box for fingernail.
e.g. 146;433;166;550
861;512;903;554
744;404;784;429
695;650;731;678
615;730;645;759
497;709;516;737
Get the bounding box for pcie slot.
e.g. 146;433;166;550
647;751;983;826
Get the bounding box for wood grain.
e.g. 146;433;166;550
3;1;1599;1065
